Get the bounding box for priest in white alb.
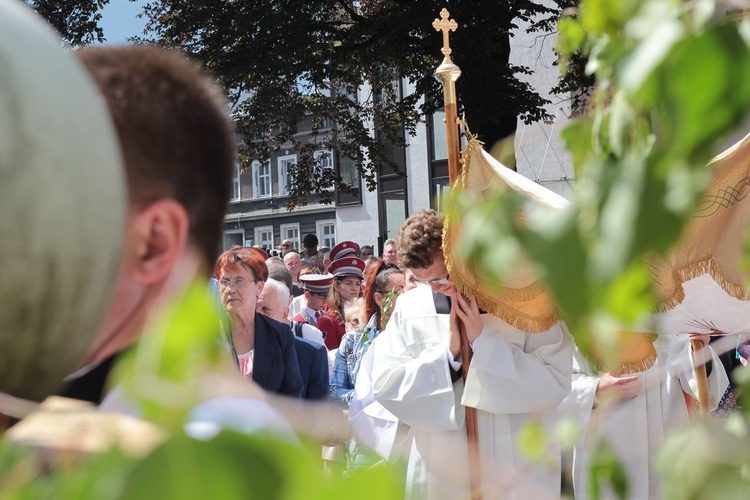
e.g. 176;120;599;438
371;209;573;499
561;290;729;499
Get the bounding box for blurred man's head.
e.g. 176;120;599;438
302;233;318;254
284;252;302;280
77;45;235;366
360;245;374;260
281;239;294;254
382;239;398;266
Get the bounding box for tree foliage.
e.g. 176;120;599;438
134;0;557;206
26;0;108;45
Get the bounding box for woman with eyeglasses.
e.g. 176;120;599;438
330;260;404;406
215;247;303;398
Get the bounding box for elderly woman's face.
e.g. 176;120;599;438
218;266;264;317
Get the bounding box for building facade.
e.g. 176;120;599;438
222;8;573;257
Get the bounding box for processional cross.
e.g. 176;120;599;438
432;8;458;57
432;8;481;500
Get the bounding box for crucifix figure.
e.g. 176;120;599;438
432;8;458;57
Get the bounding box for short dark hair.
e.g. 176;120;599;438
302;233;318;248
77;45;235;270
397;209;444;269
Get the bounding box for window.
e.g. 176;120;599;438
314;149;334;170
231;163;241;202
277;154;296;196
316;220;336;249
223;229;244;251
433;179;451;212
252;160;271;198
280;223;300;252
336;155;361;205
254;226;274;252
314;116;330;129
431;110;448;161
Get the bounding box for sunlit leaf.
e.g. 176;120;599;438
113;282;226;426
518;420;549;464
558;18;586;57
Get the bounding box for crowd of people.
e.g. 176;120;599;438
4;20;749;499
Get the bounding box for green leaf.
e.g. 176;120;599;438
561;118;594;172
607;90;634;157
121;432;303;500
119;431;402;500
588;441;628;500
518;420;549;464
558;18;586;57
601;261;654;325
619;19;684;93
114;281;226;426
647;25;750;156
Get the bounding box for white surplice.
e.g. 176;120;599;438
371;285;573;499
349;339;412;464
560;335;729;500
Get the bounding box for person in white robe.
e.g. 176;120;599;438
348;339;412;465
561;334;728;499
371;209;573;499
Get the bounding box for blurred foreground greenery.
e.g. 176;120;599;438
455;0;750;497
0;284;403;499
4;0;750;498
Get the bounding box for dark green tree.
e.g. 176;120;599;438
135;0;558;206
27;0;108;45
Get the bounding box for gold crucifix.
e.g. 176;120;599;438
433;8;458;57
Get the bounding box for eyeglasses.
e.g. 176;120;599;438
413;275;451;287
281;244;291;248
218;277;257;289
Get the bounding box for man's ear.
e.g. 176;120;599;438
374;292;385;309
129;199;189;285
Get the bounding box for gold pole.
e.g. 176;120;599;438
691;339;711;415
433;9;482;499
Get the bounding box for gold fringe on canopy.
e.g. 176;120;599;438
652;131;750;310
444;132;658;373
654;255;750;313
588;331;659;375
442;134;567;333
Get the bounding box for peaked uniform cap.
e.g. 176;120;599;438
328;257;366;280
330;240;360;262
299;274;334;294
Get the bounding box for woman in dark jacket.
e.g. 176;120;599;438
215;246;303;398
